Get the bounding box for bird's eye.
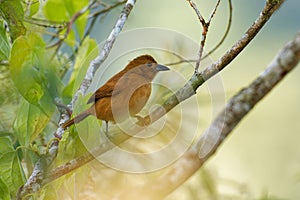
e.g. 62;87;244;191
146;63;152;67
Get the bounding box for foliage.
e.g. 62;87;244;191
0;137;25;198
0;0;102;198
0;0;26;41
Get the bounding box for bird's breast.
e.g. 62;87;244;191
94;82;152;123
128;83;151;116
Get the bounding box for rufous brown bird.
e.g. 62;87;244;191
62;55;169;132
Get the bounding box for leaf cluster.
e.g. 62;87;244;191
0;0;106;198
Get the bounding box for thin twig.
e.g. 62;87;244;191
89;0;127;19
163;52;197;66
202;0;232;59
166;59;198;66
187;0;205;26
167;0;233;65
186;0;206;73
46;0;97;50
24;18;66;29
187;0;221;73
208;0;221;23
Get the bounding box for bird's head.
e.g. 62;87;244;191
125;55;169;79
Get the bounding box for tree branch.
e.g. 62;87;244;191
142;29;300;200
186;0;221;73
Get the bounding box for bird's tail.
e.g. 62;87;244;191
62;111;91;129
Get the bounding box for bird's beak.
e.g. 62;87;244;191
156;64;169;71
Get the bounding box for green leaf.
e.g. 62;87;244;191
10;33;63;145
27;1;40;17
68;0;89;39
56;129;88;167
62;79;74;104
0;0;26;41
0;177;10;200
0;137;25;197
43;0;89;42
71;37;98;94
10;33;46;106
14;99;50;146
43;0;68;21
39;185;59;200
62;37;98;99
10;33;62;114
0;21;10;61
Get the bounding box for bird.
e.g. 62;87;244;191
62;55;169;133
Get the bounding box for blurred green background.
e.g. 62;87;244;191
89;0;300;199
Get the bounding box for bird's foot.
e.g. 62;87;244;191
135;115;151;127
